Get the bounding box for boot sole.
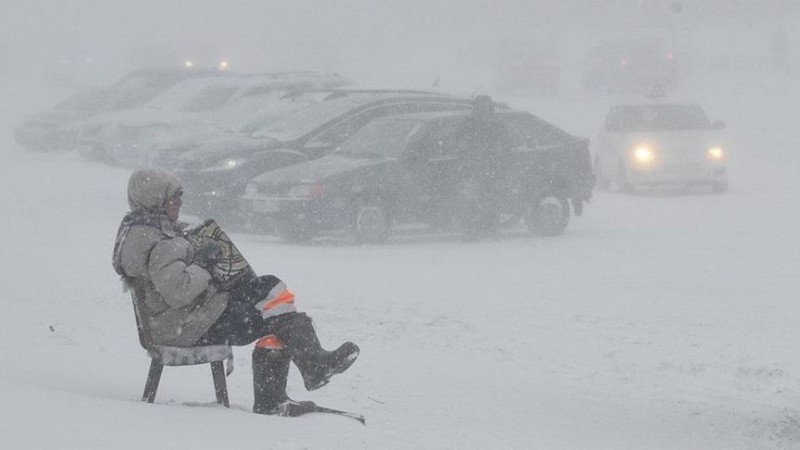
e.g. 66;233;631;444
305;347;360;391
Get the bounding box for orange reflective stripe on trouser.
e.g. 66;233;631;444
255;334;285;349
259;288;298;319
265;289;295;310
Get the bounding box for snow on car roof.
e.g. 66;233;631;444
250;92;466;141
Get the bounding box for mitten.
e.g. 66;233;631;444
194;240;223;270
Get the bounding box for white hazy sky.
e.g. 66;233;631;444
2;1;556;79
1;0;795;89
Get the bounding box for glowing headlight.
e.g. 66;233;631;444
633;146;655;164
223;158;242;169
707;146;725;160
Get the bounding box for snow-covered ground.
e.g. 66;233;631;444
1;67;800;449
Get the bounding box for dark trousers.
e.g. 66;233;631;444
196;275;287;346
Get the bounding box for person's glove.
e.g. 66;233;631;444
194;240;223;271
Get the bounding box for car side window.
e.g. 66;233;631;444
305;101;469;150
305;115;370;149
412;121;461;161
506;114;562;148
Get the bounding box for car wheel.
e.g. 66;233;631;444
350;202;390;243
594;156;611;190
617;161;635;194
274;216;315;243
524;193;570;237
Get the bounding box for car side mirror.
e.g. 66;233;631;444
712;120;726;130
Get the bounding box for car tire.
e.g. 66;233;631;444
524;192;570;237
274;216;315;243
594;156;611;190
350;202;390;243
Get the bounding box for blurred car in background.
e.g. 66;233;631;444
493;40;561;95
174;90;483;224
593;102;728;193
582;38;678;92
149;90;337;169
14;68;209;152
240;108;594;243
76;71;350;167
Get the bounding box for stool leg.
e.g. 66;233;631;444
143;359;163;403
211;361;229;407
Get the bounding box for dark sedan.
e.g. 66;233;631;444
240;110;594;243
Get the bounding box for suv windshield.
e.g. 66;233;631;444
618;104;710;131
335;120;422;159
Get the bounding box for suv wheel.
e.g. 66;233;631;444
524;193;570;237
351;202;390;243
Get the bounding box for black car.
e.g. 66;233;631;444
174;90;482;222
240;109;594;243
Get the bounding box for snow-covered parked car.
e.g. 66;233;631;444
240;109;594;243
76;71;350;167
149;90;337;170
593;102;728;193
582;38;678;93
14;68;205;152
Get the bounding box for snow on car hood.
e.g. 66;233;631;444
82;107;187;128
22;109;94;125
250;153;384;186
175;135;282;170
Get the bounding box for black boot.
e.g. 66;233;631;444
272;313;360;391
252;347;316;416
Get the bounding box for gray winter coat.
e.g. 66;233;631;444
113;169;228;346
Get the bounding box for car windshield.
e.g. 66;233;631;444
237;92;331;134
250;95;388;141
144;78;227;110
54;89;109;111
334;120;422;159
178;86;237;112
102;72;194;111
619;104;711;131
